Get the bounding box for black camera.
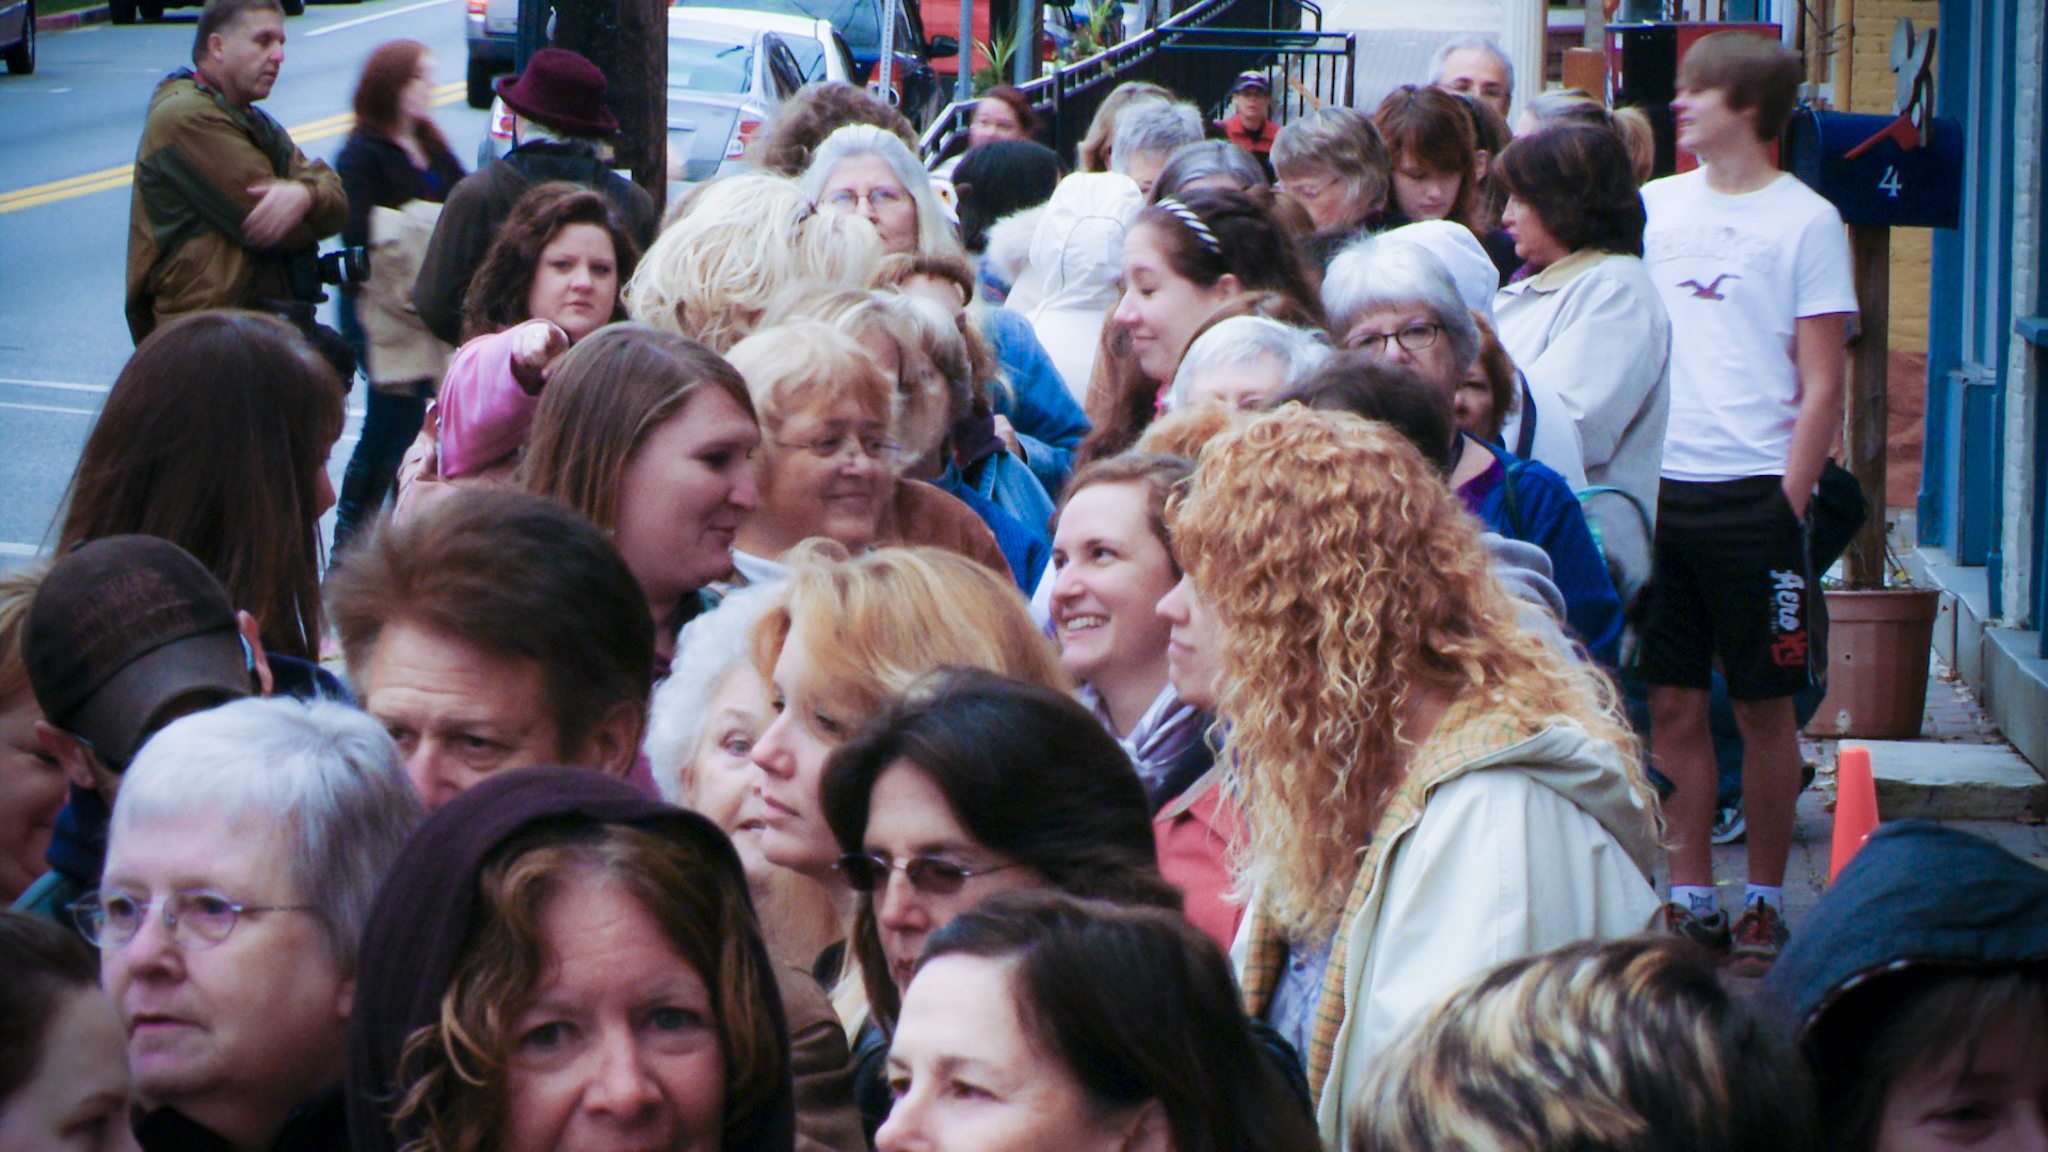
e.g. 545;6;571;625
286;245;371;303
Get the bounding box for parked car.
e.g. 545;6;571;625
465;0;516;107
479;9;808;183
1;0;33;75
743;8;858;85
111;0;302;23
675;0;956;128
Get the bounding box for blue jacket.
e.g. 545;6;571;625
984;307;1090;496
938;470;1051;595
1458;437;1623;666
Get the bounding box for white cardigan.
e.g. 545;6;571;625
1494;250;1673;603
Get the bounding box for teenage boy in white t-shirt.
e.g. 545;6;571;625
1637;32;1856;977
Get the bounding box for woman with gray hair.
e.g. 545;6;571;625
1152;138;1270;200
83;697;420;1151
1109;98;1205;197
645;584;843;966
803;124;962;258
1272;107;1393;266
1167;315;1331;410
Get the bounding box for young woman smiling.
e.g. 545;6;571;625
1085;188;1323;463
1050;455;1198;786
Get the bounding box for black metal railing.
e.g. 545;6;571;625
919;0;1353;165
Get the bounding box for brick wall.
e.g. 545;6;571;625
1840;0;1939;353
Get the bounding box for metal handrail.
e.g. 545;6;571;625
918;0;1330;163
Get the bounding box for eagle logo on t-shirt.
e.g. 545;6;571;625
1678;273;1740;300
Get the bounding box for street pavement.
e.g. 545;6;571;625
0;0;489;566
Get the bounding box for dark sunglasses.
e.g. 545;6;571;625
835;852;1020;895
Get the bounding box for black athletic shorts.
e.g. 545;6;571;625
1635;475;1825;700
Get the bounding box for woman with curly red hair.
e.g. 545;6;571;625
1159;405;1660;1147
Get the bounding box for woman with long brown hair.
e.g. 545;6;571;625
56;310;345;664
1161;405;1659;1146
1374;84;1518;278
333;39;466;546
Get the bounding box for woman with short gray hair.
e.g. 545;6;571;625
1272;107;1392;265
1167;315;1331;410
1152;139;1269;200
1109;99;1205;197
87;696;420;1151
1323;237;1481;370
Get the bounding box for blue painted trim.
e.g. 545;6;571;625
1921;0;1974;550
2019;315;2048;347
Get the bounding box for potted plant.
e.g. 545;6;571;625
1802;225;1941;740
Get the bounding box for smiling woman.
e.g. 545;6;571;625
517;326;762;656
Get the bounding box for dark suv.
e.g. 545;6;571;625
674;0;955;128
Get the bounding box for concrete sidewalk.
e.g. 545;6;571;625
1711;656;2048;939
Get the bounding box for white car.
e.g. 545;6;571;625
738;8;859;86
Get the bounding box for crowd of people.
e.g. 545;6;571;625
3;7;2044;1152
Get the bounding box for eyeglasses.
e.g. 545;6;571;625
820;186;910;212
72;888;315;951
836;852;1021;895
1347;322;1443;357
773;432;900;463
1277;178;1332;202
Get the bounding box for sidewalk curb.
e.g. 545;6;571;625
42;5;112;29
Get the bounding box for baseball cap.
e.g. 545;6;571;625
23;536;253;771
1231;71;1272;95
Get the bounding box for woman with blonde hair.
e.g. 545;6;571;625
1161;406;1659;1147
727;321;1007;583
747;543;1067;1026
627;173;879;353
749;543;1067;891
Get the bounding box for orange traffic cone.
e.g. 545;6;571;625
1829;745;1880;883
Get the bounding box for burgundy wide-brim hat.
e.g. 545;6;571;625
495;47;621;138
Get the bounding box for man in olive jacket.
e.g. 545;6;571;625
125;0;347;344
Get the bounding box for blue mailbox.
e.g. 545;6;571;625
1785;107;1962;230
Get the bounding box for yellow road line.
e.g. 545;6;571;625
0;82;467;214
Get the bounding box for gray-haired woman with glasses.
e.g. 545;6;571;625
818;668;1182;1140
802;124;963;259
82;696;419;1152
724;320;1008;586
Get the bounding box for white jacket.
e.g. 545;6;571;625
1495;250;1672;603
1233;713;1661;1151
1011;172;1146;403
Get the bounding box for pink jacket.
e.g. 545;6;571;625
1155;766;1242;952
438;326;540;479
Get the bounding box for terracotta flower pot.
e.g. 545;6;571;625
1804;588;1942;739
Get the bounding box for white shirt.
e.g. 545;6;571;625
1642;170;1857;482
